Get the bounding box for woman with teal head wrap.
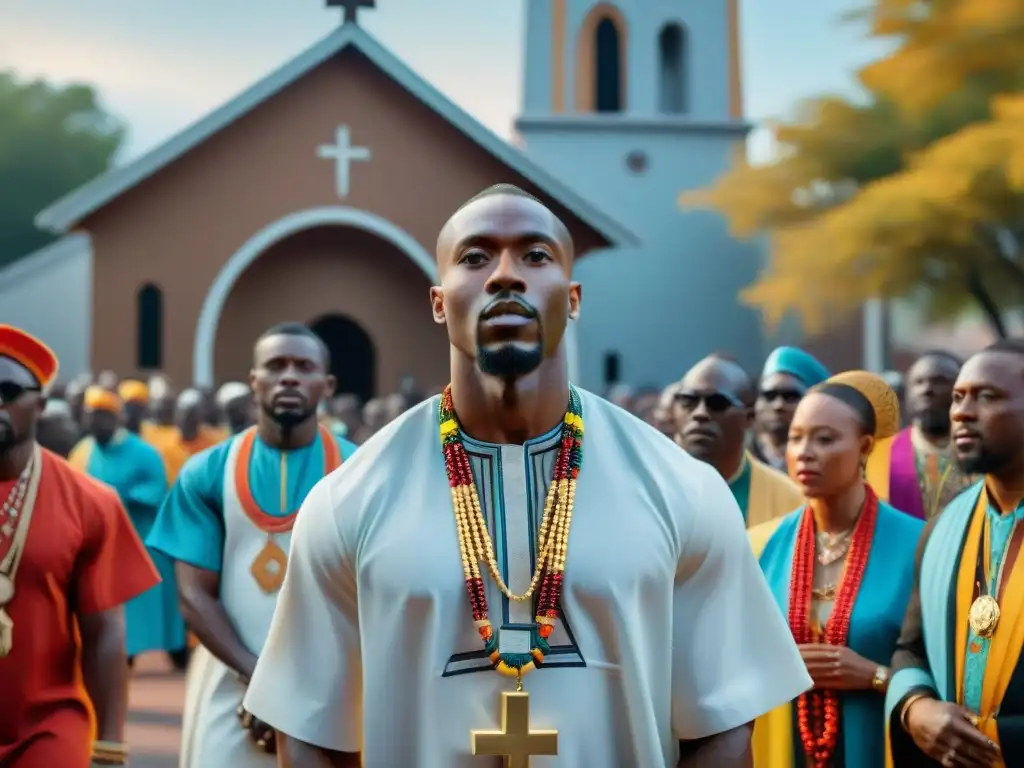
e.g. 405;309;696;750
754;347;830;469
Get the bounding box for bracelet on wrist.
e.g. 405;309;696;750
871;665;890;693
899;693;930;731
92;740;128;766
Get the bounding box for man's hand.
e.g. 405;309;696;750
904;697;1000;768
238;705;277;754
799;644;877;691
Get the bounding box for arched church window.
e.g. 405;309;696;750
137;283;163;370
594;18;622;112
658;23;687;114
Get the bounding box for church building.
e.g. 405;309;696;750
0;1;870;397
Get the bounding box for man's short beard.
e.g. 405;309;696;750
477;344;543;380
915;408;951;437
958;447;1013;476
262;404;314;433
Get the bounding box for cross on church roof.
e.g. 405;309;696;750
327;0;375;24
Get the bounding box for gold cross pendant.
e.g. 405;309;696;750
471;690;557;768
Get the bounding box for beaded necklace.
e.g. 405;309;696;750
439;384;583;680
787;485;878;768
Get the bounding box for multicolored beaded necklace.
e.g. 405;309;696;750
439;384;583;681
787;485;878;768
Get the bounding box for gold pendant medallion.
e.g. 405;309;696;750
250;539;287;594
968;594;1001;639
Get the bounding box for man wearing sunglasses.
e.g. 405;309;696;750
675;354;803;529
0;324;160;767
753;346;831;471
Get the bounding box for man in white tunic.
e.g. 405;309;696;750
147;325;357;766
244;184;812;767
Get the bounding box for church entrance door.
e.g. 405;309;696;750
309;314;376;404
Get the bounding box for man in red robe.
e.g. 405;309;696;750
0;324;161;767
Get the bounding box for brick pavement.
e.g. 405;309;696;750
126;653;184;768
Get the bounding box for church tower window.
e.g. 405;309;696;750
137;283;164;370
594;18;623;112
658;23;687;114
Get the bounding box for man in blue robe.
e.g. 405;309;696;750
147;323;357;766
70;386;188;667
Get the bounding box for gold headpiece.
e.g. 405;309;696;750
823;370;901;441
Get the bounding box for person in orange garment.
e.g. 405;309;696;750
176;389;223;454
0;325;160;767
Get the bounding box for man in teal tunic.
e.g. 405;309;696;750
71;385;188;666
147;323;357;765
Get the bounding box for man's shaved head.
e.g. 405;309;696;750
430;184;580;381
701;353;757;405
436;184;574;273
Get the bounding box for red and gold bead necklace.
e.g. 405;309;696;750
788;485;878;768
439;384;583;679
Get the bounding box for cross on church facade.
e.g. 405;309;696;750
326;0;375;24
471;691;558;768
316;125;371;198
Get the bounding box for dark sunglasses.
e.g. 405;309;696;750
0;381;41;406
759;388;803;405
675;390;744;413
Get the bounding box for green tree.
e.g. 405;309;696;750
0;70;125;267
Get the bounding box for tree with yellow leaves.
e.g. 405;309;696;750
683;0;1024;336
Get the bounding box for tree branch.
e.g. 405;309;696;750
966;266;1008;338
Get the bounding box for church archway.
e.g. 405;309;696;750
309;314;376;404
194;206;437;387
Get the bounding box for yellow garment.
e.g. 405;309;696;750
954;490;1021;761
865;434;894;501
747;456;805;530
748;517;785;558
748;517;794;767
140;422;190;484
68;437;94;473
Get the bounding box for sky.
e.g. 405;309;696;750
2;1;893;164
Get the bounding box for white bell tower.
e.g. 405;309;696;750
515;1;767;389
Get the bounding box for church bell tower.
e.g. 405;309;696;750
519;0;743;122
515;0;765;388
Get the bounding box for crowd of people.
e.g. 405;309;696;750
1;182;1021;768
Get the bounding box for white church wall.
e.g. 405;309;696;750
0;234;92;382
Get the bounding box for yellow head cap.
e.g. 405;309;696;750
822;370;901;441
118;380;149;404
83;385;123;414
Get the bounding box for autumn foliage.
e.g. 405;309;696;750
682;0;1024;335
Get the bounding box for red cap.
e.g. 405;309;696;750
0;325;59;388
